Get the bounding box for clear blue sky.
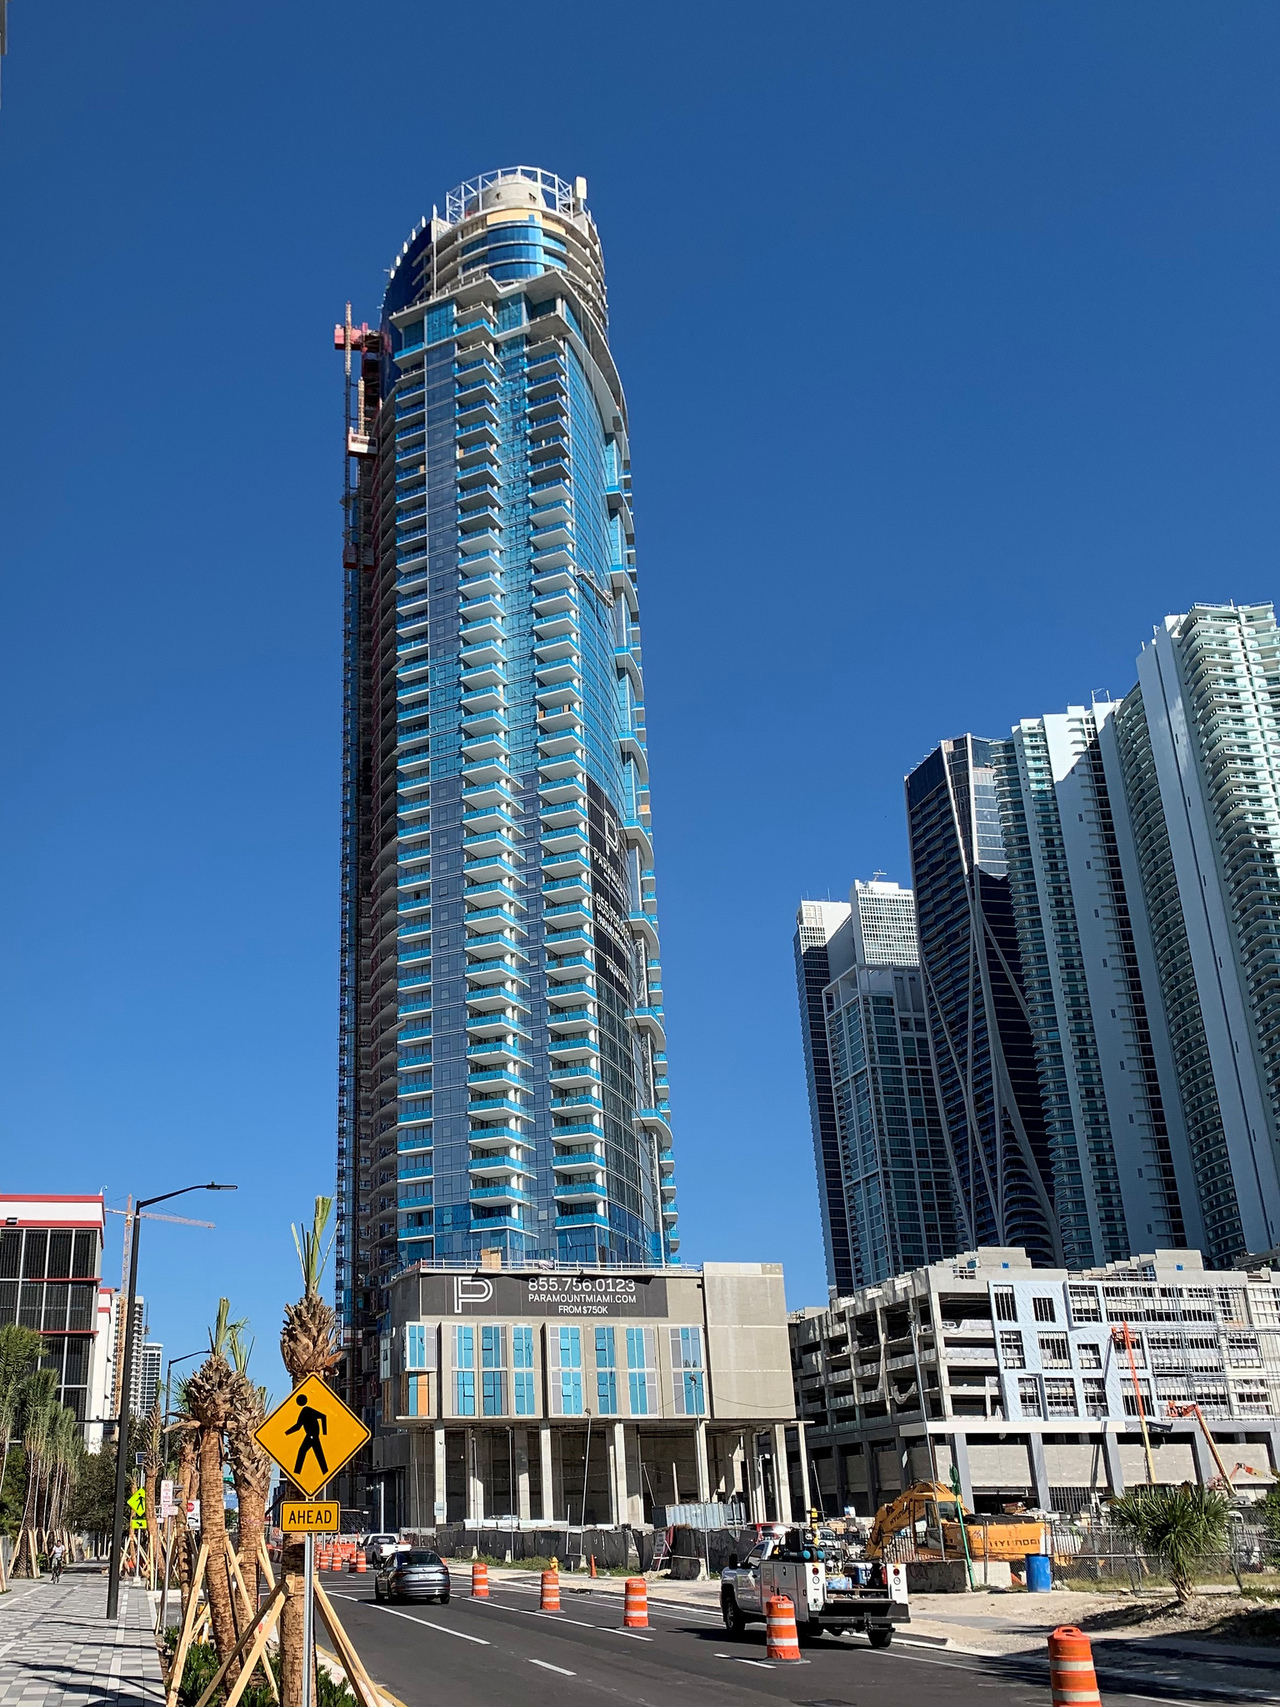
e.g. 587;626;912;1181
1;2;1278;1397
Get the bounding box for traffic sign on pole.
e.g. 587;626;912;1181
254;1374;370;1499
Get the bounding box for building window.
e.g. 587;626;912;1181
512;1325;537;1416
1122;1381;1152;1417
1039;1335;1071;1369
1033;1297;1057;1323
627;1326;658;1416
1082;1379;1108;1417
595;1327;618;1415
999;1331;1025;1368
1076;1342;1102;1370
994;1287;1017;1321
670;1327;705;1416
453;1325;475;1417
1018;1378;1043;1417
1226;1333;1262;1367
481;1326;506;1416
1044;1379;1077;1417
1068;1285;1102;1323
405;1323;432;1372
549;1326;583;1416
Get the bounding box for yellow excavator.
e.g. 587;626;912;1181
865;1482;1050;1562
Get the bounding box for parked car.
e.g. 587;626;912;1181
364;1533;401;1568
373;1549;451;1605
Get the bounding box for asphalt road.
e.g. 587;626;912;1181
316;1567;1271;1707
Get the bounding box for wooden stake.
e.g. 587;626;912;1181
165;1538;209;1707
224;1534;279;1702
189;1578;287;1707
313;1580;383;1707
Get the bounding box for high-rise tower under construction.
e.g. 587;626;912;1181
336;168;677;1428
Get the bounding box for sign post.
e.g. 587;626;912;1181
302;1532;314;1707
254;1378;370;1707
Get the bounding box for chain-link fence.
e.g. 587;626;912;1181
1049;1516;1280;1590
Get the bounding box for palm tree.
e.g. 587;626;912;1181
0;1326;43;1509
12;1368;58;1575
279;1199;340;1707
226;1325;272;1609
183;1302;243;1662
1111;1483;1231;1604
143;1384;163;1583
170;1376;200;1616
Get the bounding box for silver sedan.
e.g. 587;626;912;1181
374;1549;451;1604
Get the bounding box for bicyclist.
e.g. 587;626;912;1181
49;1541;66;1582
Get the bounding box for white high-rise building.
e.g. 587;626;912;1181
1105;604;1280;1264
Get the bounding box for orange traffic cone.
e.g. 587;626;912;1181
1049;1627;1101;1707
765;1594;802;1662
540;1569;561;1612
472;1560;490;1598
355;1550;367;1573
623;1577;649;1629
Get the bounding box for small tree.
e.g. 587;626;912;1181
1111;1483;1231;1604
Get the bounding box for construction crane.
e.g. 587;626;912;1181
107;1199;216;1291
1163;1402;1237;1492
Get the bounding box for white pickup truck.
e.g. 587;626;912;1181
719;1528;908;1649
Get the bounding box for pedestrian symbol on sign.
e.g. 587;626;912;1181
286;1392;329;1477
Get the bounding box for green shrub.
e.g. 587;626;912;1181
1110;1484;1231;1605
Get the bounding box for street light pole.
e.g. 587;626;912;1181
164;1350;203;1430
106;1183;236;1620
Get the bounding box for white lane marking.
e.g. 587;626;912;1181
483;1581;715;1628
728;1657;775;1669
529;1659;576;1676
333;1596;490;1646
467;1598;653;1640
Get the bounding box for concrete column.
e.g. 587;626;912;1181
1187;1425;1215;1487
949;1431;974;1511
539;1424;555;1522
466;1428;484;1522
772;1424;793;1523
795;1422;813;1518
732;1434;747;1513
748;1432;766;1522
1101;1429;1125;1496
433;1427;447;1524
1028;1430;1050;1510
611;1423;628;1526
693;1420;711;1504
625;1427;644;1525
515;1428;532;1522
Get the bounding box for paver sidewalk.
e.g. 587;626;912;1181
0;1571;164;1707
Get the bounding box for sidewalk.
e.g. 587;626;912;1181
0;1570;164;1707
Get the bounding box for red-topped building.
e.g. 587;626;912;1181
0;1194;114;1445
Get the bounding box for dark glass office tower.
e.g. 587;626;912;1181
336;169;677;1429
905;738;1059;1264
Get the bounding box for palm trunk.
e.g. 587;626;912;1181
175;1432;196;1614
235;1471;268;1608
197;1428;238;1664
279;1483;309;1707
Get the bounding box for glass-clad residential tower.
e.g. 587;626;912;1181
336;168;677;1427
796;883;958;1291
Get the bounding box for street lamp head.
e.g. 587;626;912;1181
206;1183;238;1192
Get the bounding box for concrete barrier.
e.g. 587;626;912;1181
904;1558;1011;1593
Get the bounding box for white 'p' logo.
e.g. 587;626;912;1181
454;1275;494;1312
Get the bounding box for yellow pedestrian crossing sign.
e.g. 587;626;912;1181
254;1374;370;1499
127;1488;147;1529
